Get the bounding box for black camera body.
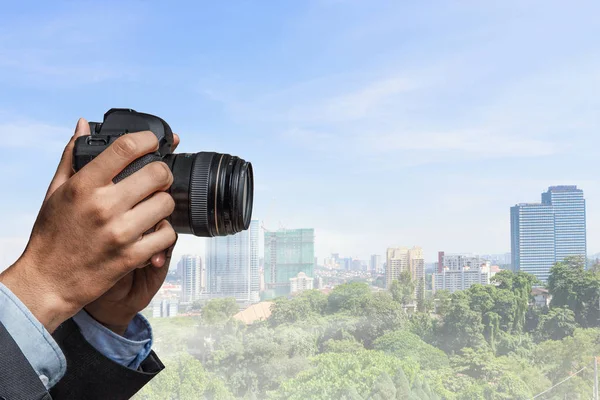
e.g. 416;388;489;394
72;108;254;238
73;108;173;182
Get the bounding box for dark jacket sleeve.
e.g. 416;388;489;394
49;319;164;400
0;319;52;400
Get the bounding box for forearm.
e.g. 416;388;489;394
0;280;158;394
0;282;66;389
0;260;78;334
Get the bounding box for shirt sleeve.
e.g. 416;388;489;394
0;282;66;389
72;309;153;370
0;281;155;392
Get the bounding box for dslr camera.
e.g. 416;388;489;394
73;108;253;237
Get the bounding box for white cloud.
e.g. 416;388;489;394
317;77;416;121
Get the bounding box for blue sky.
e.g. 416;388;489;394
1;0;600;267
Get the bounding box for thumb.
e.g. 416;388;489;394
45;118;90;201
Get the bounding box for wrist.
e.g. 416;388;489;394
84;303;136;336
0;258;78;333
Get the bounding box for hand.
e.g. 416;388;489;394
85;135;181;335
0;119;177;333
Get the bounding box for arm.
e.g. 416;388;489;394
0;319;51;400
0;281;163;400
49;318;164;400
0;118;176;397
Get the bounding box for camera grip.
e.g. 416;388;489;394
113;153;164;183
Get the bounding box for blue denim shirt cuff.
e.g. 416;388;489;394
72;309;153;369
0;282;66;389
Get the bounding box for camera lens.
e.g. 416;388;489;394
165;152;254;237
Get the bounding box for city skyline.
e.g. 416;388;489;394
3;2;600;269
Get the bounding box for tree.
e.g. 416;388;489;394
393;369;411;399
341;387;364;400
369;372;397;400
208;325;316;397
408;313;435;344
510;272;539;332
297;289;328;314
374;330;449;371
536;306;577;341
373;276;386;288
327;282;372;314
356;292;407;347
270;297;312;326
191;300;203;311
437;291;486;353
416;278;426;312
272;350;419;400
323;338;365;353
433;290;451;317
202;298;239;325
390;272;415;306
491;270;514;290
135;353;233;400
548;256;600;327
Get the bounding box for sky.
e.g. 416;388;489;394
1;0;600;268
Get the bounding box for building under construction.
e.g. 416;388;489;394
264;228;315;296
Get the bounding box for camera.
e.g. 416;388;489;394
73;108;254;237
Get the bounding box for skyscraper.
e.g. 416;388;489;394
180;255;203;302
264;228;315;296
511;186;586;282
370;254;382;274
386;246;425;297
542;186;587;261
205;220;260;303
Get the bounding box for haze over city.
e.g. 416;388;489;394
1;1;600;268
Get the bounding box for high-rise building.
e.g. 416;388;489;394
180;255;203;302
432;264;495;293
437;251;444;274
290;272;314;294
370;254;383;274
440;254;483;271
542;186;587;261
265;228;315;296
511;186;586;282
386;246;425;297
205;220;260;303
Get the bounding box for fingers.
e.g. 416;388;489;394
151;241;176;268
112;161;173;210
79;131;160;186
119;192;175;242
45;118;90;201
172;133;180;152
151;252;166;267
128;220;177;267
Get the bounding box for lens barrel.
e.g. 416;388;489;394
165;152;253;237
